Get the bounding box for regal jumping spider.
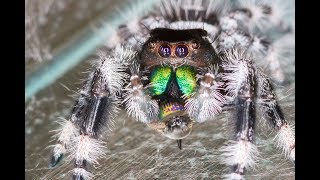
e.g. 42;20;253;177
50;0;295;179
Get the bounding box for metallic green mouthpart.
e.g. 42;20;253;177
176;65;197;96
150;66;172;95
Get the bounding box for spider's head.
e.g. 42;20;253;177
141;28;220;148
139;28;219;68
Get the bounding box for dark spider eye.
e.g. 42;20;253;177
175;45;188;58
158;44;171;58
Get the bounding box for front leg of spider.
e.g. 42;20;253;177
50;60;122;180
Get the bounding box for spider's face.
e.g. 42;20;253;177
140;28;216;68
140;28;219;140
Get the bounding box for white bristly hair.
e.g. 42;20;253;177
222;49;253;99
52;144;65;162
141;16;169;30
220;140;259;178
123;84;159;123
52;119;79;158
70;135;106;165
274;123;295;162
97;45;135;95
169;21;219;40
185;80;225;123
223;173;243;180
219;16;238;34
73;167;93;180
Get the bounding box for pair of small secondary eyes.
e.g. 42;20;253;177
158;44;190;58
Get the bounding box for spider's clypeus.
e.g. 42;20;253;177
50;0;295;179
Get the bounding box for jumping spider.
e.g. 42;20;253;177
50;0;295;179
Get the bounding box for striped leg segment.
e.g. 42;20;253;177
257;73;295;162
221;80;259;179
221;50;259;179
50;70;120;180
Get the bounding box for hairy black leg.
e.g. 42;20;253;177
232;92;256;176
50;69;119;180
257;73;295;162
72;70;118;180
220;53;259;179
50;74;95;168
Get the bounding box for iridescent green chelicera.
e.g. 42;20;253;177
176;65;197;96
150;66;172;96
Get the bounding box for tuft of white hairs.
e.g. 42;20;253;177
96;45;135;95
220;140;259;172
73;167;93;180
274;123;295;162
222;173;243;180
69;135;106;165
222;48;254;99
52;144;66;161
123;83;159;123
141;16;170;30
218;32;251;51
53;119;79;145
52;119;79;158
219;16;239;34
169;21;219;40
185;77;225;123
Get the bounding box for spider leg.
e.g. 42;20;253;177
51;70;118;180
257;73;295;163
50;73;96;168
220;49;259;179
50;47;132;180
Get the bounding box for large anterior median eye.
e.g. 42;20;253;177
158;44;171;58
150;66;172;96
175;65;196;96
175;44;188;58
